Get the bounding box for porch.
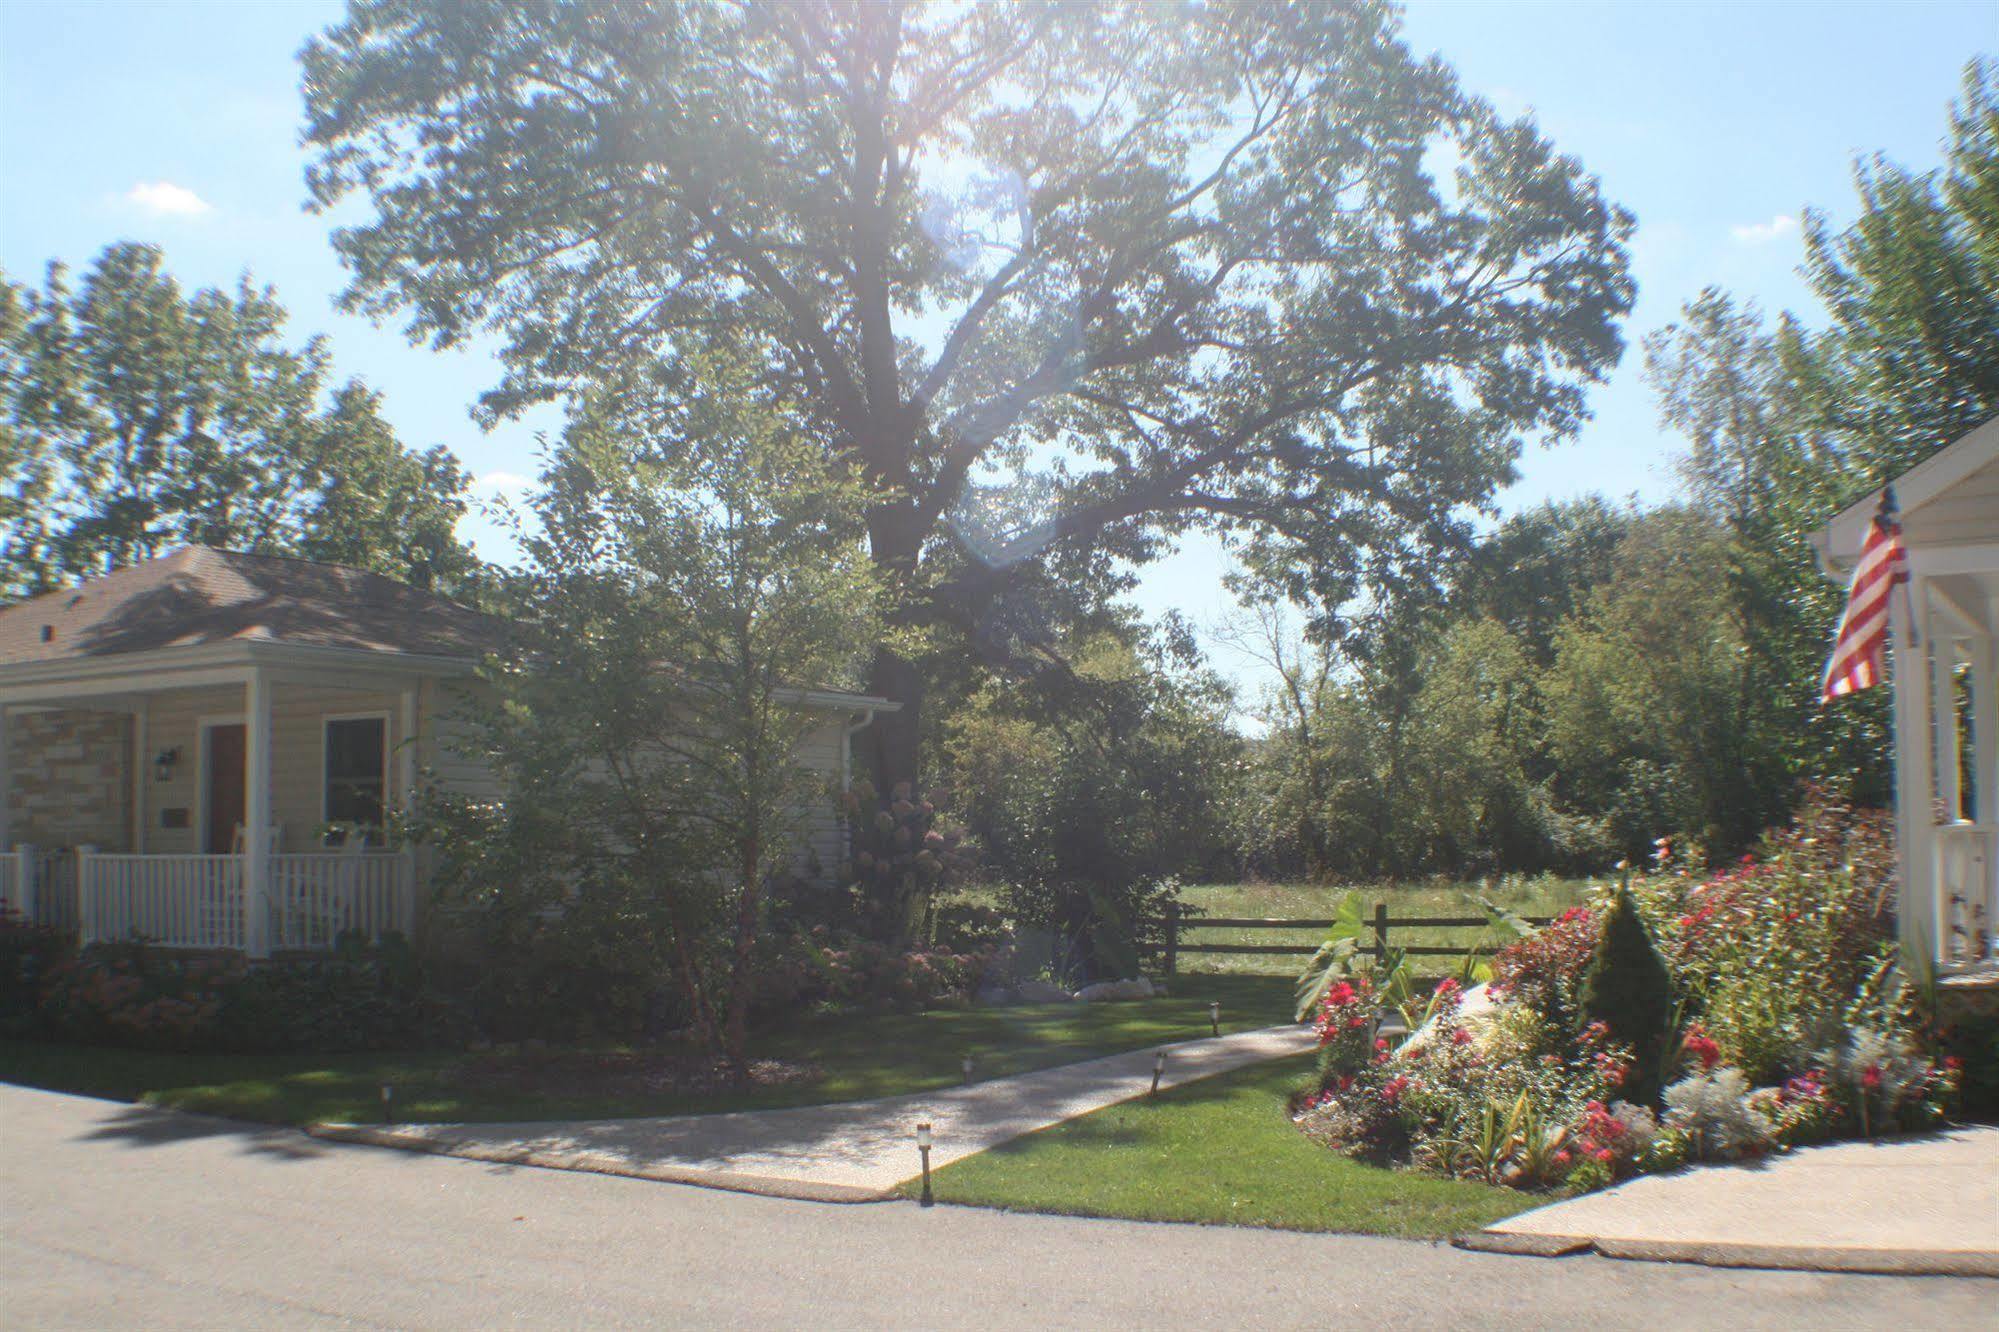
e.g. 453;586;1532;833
1820;416;1999;973
0;652;445;957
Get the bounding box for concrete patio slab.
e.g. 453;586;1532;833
1459;1125;1999;1276
311;1021;1316;1201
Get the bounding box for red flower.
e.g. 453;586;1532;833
1681;1024;1722;1071
1861;1064;1883;1090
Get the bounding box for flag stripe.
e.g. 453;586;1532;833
1821;508;1908;704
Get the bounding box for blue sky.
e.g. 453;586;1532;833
2;0;1992;698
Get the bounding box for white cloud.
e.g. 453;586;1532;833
472;470;532;497
1729;213;1798;245
125;181;213;218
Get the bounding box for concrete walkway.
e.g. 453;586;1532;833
1463;1125;1999;1276
311;1022;1317;1201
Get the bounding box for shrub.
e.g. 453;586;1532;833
1817;1026;1954;1137
36;935;427;1053
1491;905;1598;1026
1579;885;1675;1105
1655;789;1894;1083
0;909;71;1036
1312;974;1382;1084
1662;1067;1774;1161
781;932;990;1014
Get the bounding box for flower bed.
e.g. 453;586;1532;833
1292;792;1962;1193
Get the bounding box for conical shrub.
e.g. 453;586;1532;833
1580;884;1676;1106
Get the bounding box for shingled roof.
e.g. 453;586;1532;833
0;547;507;668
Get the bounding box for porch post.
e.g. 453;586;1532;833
0;703;10;853
1891;588;1940;965
130;700;148;855
10;844;33;920
244;669;272;958
1930;621;1963;822
1974;630;1998;827
398;683;418;819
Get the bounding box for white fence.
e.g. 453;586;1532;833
14;846;419;953
1939;821;1997;962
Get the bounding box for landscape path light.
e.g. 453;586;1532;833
1209;1000;1221;1037
1150;1049;1167;1097
962;1053;975;1085
380;1083;394;1124
916;1122;934;1207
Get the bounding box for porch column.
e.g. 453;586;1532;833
398;683;418;817
0;703;10;853
129;700;147;854
1975;629;1999;827
1891;588;1940;963
243;669;272;958
1930;623;1963;822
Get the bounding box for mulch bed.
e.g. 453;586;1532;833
453;1050;823;1101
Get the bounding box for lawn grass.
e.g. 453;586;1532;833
0;972;1294;1127
1175;876;1592;975
917;1053;1533;1238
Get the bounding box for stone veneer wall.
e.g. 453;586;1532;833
6;709;130;851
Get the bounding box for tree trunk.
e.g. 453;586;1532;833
863;648;924;796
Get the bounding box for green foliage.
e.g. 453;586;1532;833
1659;791;1896;1084
413;371;885;1065
1579;885;1676;1105
0;242;475;600
947;618;1241;981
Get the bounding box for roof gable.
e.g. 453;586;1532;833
1818;414;1999;565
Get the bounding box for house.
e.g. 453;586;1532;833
0;546;894;957
1814;414;1999;979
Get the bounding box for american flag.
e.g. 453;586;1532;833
1821;494;1911;702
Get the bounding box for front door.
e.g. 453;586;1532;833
204;723;246;854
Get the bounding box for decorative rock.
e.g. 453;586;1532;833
1015;979;1074;1004
1074;977;1155;1002
974;984;1017;1007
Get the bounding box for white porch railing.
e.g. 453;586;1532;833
269;852;417;951
71;848;416;953
80;852;244;951
4;846;77;932
1938;821;1997;963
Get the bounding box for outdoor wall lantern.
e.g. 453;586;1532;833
153;746;181;783
915;1121;934;1206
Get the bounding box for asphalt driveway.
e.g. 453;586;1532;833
2;1083;1992;1329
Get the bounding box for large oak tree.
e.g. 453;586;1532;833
302;0;1634;787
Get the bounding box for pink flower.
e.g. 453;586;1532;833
1861;1064;1883;1091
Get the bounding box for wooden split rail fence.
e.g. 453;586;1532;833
1155;901;1553;976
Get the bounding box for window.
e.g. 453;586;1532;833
324;716;388;839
